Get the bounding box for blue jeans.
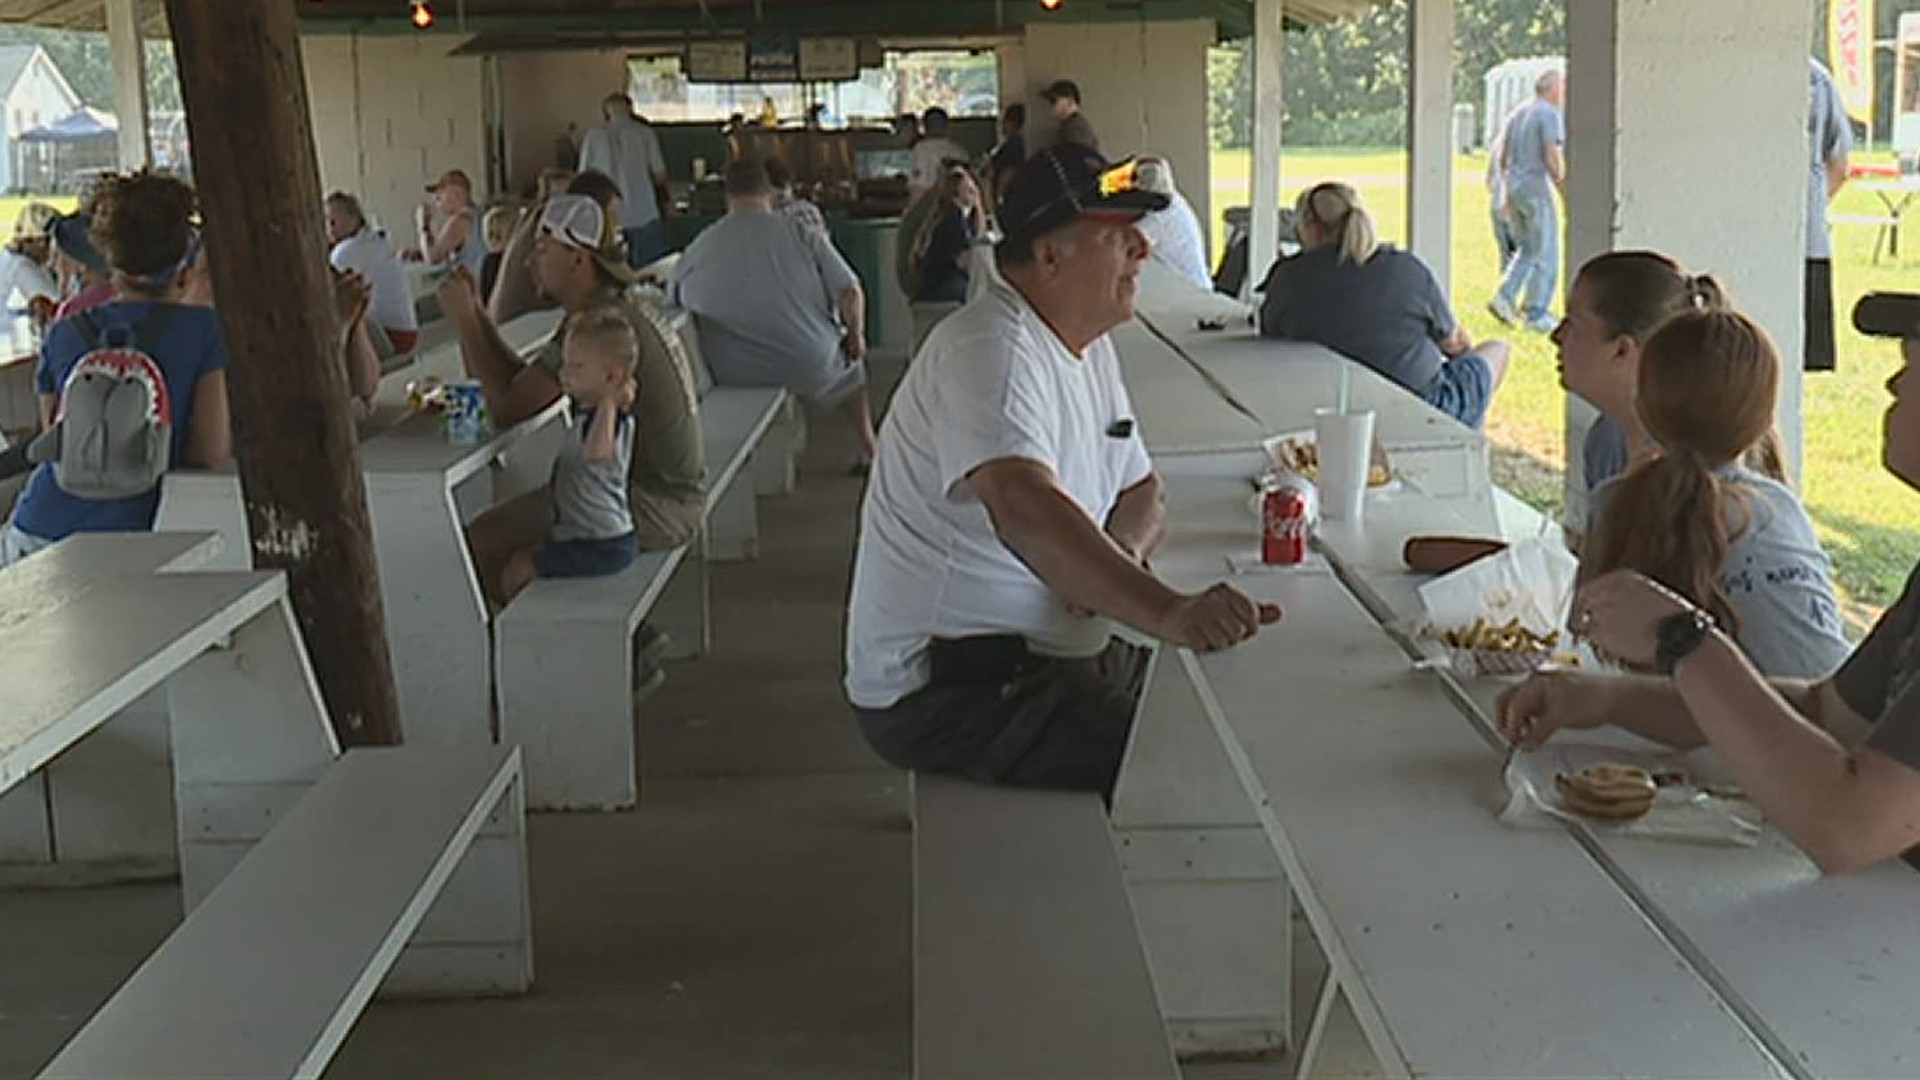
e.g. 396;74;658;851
623;221;670;269
1495;192;1559;322
1491;205;1519;274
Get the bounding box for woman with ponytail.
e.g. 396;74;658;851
1581;309;1847;679
1258;181;1511;427
1555;250;1787;496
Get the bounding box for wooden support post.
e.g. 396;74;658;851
105;0;151;171
163;0;402;746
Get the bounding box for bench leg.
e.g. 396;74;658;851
654;542;710;661
753;397;801;497
1113;647;1293;1061
706;472;759;563
498;611;639;811
385;759;534;996
168;598;341;910
365;476;493;747
44;690;178;874
1293;970;1341;1080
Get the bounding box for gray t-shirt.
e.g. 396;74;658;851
550;407;636;542
1589;466;1850;679
671;209;864;404
1502;98;1565;203
1834;563;1920;772
1583;415;1630;492
1808;60;1854;261
1258;244;1455;396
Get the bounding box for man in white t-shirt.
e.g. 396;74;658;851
910;107;970;197
1134;156;1212;290
845;147;1283;797
325;190;420;355
579;92;671;269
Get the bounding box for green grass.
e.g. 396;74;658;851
1208;146;1918;616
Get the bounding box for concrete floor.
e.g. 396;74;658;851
0;360;1382;1079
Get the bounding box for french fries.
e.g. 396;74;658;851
1426;617;1561;653
1269;437;1394;487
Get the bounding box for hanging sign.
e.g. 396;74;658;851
799;38;858;81
748;38;800;83
686;40;747;82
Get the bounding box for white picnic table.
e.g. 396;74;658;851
1118;263;1920;1075
357;396;570;747
0;533;339;907
1114;449;1792;1077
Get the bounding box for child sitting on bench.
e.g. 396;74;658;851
494;305;639;605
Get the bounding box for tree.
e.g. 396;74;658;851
1205;0;1566;151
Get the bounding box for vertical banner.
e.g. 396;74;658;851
1831;0;1876;126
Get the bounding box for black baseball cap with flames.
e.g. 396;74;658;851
997;146;1170;250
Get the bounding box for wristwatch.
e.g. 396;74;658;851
1655;608;1717;676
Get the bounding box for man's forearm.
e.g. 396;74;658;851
837;287;866;344
1105;475;1166;561
993;481;1178;633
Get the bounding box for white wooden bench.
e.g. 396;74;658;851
38;743;529;1080
494;384;790;810
911;773;1179;1080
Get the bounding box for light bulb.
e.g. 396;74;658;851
411;1;434;28
1039;0;1063;9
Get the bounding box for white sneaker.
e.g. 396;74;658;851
1487;296;1519;326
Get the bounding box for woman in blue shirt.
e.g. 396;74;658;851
0;171;231;566
1258;182;1511;428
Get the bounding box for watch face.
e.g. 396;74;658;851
1657;609;1714;674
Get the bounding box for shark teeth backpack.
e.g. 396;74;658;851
26;307;176;500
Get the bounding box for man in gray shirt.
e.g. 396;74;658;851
1489;69;1566;334
672;159;877;470
1806;59;1853;372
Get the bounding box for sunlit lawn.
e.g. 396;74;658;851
1209;147;1918;616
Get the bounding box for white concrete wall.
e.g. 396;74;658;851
497;49;630;194
301;34;489;241
1022;19;1216;259
1566;0;1813;498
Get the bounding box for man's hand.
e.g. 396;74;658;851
844;329;868;363
331;269;372;331
616;376;638;411
1154;583;1282;652
1496;670;1613;749
436;266;482;324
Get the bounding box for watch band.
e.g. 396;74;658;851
1655;608;1716;676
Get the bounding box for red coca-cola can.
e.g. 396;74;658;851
1262;485;1309;565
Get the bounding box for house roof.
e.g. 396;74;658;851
0;0;1392;40
0;44;43;98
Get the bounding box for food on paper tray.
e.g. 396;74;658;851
1266;435;1393;488
1427;617;1559;653
1403;536;1510;575
1553;763;1659;821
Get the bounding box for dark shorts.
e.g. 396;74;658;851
1419;353;1494;428
1805;258;1836;372
852;637;1151;801
534;532;638;578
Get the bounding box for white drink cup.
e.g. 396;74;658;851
1313;407;1375;523
691;157;707;182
